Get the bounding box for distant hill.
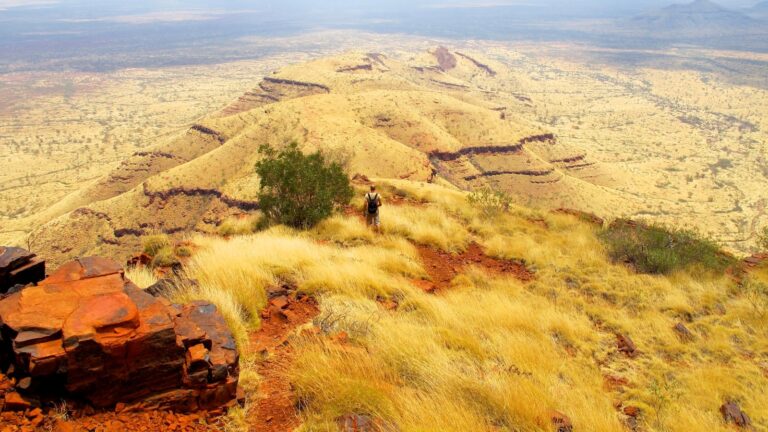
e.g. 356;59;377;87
626;0;760;36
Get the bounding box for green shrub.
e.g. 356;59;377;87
142;234;170;257
255;141;353;229
599;221;735;275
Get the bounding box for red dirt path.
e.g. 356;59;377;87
249;295;319;432
416;242;534;291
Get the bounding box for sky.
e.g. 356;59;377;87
0;0;760;15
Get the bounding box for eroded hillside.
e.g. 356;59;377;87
4;42;767;265
20;48;628;266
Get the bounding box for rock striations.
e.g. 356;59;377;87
0;256;239;413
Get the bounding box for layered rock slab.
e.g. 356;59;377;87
0;257;238;412
0;247;45;293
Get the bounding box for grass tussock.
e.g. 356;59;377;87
218;214;262;236
166;180;767;431
124;265;158;289
142;234;171;256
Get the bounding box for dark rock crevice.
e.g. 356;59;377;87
142;184;260;211
189;125;226;144
336;64;373;73
261;77;330;93
464;168;555;181
455;52;497;76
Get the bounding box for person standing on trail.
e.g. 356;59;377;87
364;185;383;232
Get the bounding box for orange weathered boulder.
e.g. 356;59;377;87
0;257;238;412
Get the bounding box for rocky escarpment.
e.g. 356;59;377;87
463;168;555;181
429;134;565;187
429;79;470;90
220;77;331;117
0;256;240;412
336;64;374;73
455;52;497;76
430;143;525;162
87;123;226;203
189;124;227;144
142;184;260;212
429;134;556;162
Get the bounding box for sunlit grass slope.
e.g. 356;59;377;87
171;179;767;432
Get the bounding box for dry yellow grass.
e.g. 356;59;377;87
124;266;159;289
218;215;262;236
164;179;767;431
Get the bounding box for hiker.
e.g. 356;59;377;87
364;185;383;231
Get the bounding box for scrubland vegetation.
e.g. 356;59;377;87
599;221;737;275
255;142;353;229
143;178;768;431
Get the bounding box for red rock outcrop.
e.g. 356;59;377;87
0;247;45;294
744;253;767;269
433;46;457;72
616;333;638;357
720;401;751;428
336;413;388;432
0;257;239;412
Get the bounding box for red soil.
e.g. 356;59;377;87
416;242;534;291
0;404;222;432
249;295;319;432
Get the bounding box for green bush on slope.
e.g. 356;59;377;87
255;141;353;229
599;220;736;275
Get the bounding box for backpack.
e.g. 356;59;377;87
366;193;380;214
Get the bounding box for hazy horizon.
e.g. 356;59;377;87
1;0;767;73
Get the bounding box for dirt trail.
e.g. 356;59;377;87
416;242;534;291
249;295;319;432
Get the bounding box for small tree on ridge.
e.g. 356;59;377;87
255;141;353;229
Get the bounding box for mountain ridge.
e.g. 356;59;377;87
626;0;761;36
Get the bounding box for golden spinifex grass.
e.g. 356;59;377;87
169;179;767;431
124;265;159;289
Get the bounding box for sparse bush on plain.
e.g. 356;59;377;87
599;221;736;275
255;141;353;229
